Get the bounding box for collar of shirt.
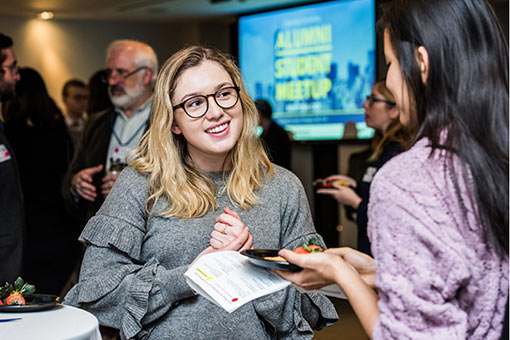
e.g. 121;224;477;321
65;115;86;129
106;97;153;171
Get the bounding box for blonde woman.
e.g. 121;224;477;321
64;46;337;340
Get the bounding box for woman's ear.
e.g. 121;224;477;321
415;46;429;84
171;122;181;135
388;105;400;120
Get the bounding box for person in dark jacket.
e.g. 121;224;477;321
0;33;23;284
315;81;407;256
4;67;78;294
255;99;292;170
63;39;157;225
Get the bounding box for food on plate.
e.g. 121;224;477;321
0;277;36;306
265;237;325;262
264;256;287;262
333;180;350;187
6;293;25;305
313;179;350;189
293;236;324;254
294;244;323;254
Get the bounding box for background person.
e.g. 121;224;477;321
315;81;406;256
63;39;158;224
64;45;337;340
62;79;88;147
255;98;292;170
86;69;112;117
4;67;78;295
277;0;509;339
0;32;23;284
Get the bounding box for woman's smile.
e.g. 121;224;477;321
205;121;230;135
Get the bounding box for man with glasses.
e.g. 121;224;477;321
64;39;158;224
0;33;23;284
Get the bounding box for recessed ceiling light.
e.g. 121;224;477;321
39;11;54;20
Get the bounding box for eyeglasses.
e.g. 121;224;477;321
172;86;240;118
101;66;147;83
366;95;395;106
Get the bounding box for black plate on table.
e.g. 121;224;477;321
241;249;301;272
0;294;59;313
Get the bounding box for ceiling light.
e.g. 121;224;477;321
39;11;54;20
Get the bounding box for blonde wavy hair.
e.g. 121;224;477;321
131;46;273;218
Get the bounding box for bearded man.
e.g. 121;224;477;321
0;33;23;283
63;40;158;223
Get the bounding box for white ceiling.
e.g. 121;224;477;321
0;0;317;21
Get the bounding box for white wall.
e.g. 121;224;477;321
0;15;233;110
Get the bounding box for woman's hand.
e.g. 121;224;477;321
191;227;253;267
317;185;362;209
326;247;376;288
275;247;376;290
210;207;253;251
275;250;347;290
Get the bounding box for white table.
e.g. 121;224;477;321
0;304;101;340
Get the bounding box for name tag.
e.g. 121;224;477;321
0;144;12;163
112;145;131;163
361;166;377;183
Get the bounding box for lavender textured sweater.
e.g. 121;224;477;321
368;138;508;340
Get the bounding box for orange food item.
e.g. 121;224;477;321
6;293;25;305
333;180;350;187
264;256;287;262
315;179;350;188
307;245;323;252
293;246;310;254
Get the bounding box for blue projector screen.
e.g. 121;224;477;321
239;0;376;141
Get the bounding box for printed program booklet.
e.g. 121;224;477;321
184;250;290;313
184;250;347;313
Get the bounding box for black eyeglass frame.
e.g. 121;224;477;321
101;66;148;83
172;86;241;118
366;95;396;106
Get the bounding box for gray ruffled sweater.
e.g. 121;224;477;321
64;165;338;340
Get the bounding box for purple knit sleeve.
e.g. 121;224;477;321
367;142;508;340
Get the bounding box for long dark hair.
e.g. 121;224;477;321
4;67;63;127
379;0;509;256
86;69;112;116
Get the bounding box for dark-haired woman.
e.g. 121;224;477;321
86;69;112;117
4;67;80;295
277;0;508;339
316;81;405;256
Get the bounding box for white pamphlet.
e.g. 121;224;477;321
184;251;290;313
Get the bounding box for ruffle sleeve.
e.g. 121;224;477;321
80;214;145;261
253;287;338;340
64;168;195;340
64;214;160;339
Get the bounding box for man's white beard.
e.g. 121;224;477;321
109;81;145;110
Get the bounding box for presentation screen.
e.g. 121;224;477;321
239;0;376;141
